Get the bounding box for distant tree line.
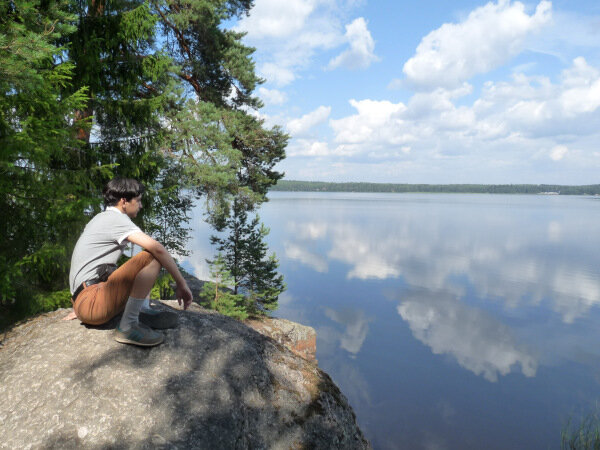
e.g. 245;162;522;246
272;180;600;195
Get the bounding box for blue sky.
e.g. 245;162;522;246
235;0;600;184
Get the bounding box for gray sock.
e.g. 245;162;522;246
119;297;146;331
141;297;151;311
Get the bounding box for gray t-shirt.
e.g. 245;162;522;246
69;207;141;294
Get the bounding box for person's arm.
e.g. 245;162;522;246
126;231;193;310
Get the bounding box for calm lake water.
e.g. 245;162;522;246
183;192;600;449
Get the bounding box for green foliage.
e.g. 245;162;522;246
211;200;285;316
562;411;600;450
0;288;72;332
154;0;257;107
150;270;175;300
143;160;193;256
33;290;73;312
200;254;248;320
0;0;98;311
0;0;77;85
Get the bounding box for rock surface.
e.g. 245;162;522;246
0;302;370;449
180;272;318;361
246;318;317;363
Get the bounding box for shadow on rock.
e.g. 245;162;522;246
0;302;370;449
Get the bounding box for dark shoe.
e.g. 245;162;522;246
139;308;178;329
115;322;164;347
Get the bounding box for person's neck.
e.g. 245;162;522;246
107;205;126;214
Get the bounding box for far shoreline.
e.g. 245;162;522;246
271;180;600;196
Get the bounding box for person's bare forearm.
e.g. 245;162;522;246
149;243;193;309
149;244;186;286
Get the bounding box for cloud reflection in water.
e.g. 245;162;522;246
397;290;537;382
283;208;600;324
284;242;328;273
275;195;600;381
324;307;372;355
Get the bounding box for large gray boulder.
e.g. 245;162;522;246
0;302;370;449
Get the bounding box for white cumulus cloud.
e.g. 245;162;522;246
403;0;552;90
559;57;600;116
287;105;332;136
237;0;316;39
476;58;600;138
237;0;352;86
260;63;296;87
330;99;407;145
310;56;600;181
286;139;334;157
328;17;379;70
550;145;568;161
258;87;288;105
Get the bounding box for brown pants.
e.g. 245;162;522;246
73;250;156;325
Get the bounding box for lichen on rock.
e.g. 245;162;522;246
0;301;370;449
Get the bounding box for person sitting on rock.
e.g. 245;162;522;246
64;177;193;347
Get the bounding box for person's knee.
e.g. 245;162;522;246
139;249;156;264
148;258;161;276
136;250;160;271
140;255;161;280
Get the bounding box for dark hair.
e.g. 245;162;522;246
103;178;145;207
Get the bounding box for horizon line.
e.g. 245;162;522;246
277;180;600;187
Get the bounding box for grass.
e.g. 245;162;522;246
562;411;600;450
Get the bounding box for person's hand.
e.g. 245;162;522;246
175;281;193;310
62;311;77;321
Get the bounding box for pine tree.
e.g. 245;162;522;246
211;200;285;315
150;0;288;315
66;0;288;259
151;0;288;222
66;0;288;243
210;200;251;292
67;0;186;213
242;221;285;315
200;254;248;320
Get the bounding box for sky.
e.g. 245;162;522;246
234;0;600;184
